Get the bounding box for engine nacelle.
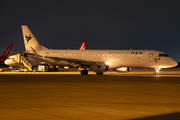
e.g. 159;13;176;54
92;62;109;73
116;67;131;72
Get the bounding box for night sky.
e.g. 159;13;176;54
1;0;180;61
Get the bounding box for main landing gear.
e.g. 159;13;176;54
96;72;103;75
81;70;88;75
80;70;104;75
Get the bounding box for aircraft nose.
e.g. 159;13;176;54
174;61;178;66
170;59;178;67
4;59;11;65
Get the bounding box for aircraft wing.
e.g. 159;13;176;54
43;55;93;64
30;47;99;65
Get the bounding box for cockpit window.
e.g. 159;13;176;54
7;58;15;60
159;54;163;57
164;54;169;57
158;54;169;57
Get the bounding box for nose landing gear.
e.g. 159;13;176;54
154;68;160;75
155;70;159;75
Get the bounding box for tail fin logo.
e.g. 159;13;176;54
79;42;86;50
25;35;33;44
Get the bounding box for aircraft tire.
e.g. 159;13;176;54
96;72;103;75
154;72;158;75
81;70;88;75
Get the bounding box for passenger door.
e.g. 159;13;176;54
149;53;154;62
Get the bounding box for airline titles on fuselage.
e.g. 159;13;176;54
109;51;143;54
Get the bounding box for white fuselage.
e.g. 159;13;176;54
36;49;177;69
5;49;177;69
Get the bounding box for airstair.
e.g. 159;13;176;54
20;55;33;70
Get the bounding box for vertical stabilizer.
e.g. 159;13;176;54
79;42;86;50
22;25;42;52
1;44;13;58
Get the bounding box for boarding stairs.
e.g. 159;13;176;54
20;55;33;70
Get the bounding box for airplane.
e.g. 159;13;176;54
5;25;178;75
5;41;86;68
0;44;13;64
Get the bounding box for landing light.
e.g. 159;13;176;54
64;66;69;69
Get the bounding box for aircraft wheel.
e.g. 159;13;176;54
154;72;158;75
96;72;103;75
81;70;88;75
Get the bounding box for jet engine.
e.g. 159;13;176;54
115;67;131;72
92;62;109;73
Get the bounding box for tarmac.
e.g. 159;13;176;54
0;69;180;120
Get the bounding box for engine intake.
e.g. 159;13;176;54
92;62;109;73
116;67;131;72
